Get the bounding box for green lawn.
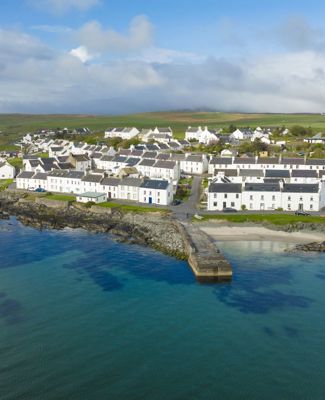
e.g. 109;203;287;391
0;179;14;190
8;157;23;169
98;202;169;213
197;213;325;225
46;194;76;202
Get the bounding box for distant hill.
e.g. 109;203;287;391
0;111;324;149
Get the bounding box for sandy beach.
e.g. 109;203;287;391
198;222;325;243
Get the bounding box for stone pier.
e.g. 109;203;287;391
180;222;232;281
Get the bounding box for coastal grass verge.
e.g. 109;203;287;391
45;194;76;202
97;202;170;213
196;213;325;225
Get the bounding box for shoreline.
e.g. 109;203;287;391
197;222;325;243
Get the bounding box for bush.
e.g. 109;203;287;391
84;201;96;208
276;207;284;211
241;204;246;210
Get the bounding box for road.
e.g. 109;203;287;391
171;176;202;221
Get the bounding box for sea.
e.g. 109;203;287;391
1;217;325;400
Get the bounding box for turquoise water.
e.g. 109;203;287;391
1;218;325;400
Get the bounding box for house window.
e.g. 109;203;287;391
288;196;291;201
250;195;253;200
310;197;314;201
214;193;217;198
236;194;239;199
261;195;264;200
224;194;228;198
231;202;235;207
213;202;217;207
272;195;275;201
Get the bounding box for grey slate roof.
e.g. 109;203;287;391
265;170;290;178
101;177;120;186
154;160;176;169
305;158;325;165
291;170;318;178
185;155;203;162
210;157;233;165
239;169;264;177
119;178;143;187
244;183;280;192
48;170;84;179
142;151;157;159
81;174;103;183
282;184;319;193
140;179;169;190
209;183;242;193
214;169;238;177
32;172;48;180
282;158;305;165
17;171;35;179
138;158;156;167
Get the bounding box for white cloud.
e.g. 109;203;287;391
70;46;94;63
1;27;325;114
73;16;154;54
28;0;100;14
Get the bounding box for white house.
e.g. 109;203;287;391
180;154;209;174
118;177;143;201
304;133;325;144
138;179;173;205
100;177;120;199
242;183;282;211
207;182;242;211
76;192;107;204
0;162;16;179
16;171;35;190
230;128;253;141
104;127;139;140
47;170;85;194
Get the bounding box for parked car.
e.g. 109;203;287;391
35;188;46;193
295;210;310;216
223;207;238;213
172;199;181;206
27;187;35;191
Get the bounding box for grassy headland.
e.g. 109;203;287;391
1;111;325;149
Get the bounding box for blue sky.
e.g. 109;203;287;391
1;0;325;113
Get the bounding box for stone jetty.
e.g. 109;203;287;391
180;222;232;281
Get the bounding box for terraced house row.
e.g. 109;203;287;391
16;170;174;206
207;182;325;212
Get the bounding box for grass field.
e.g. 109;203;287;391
46;194;76;202
98;201;169;213
1;111;325;149
198;213;325;225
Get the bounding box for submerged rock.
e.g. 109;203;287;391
289;241;325;253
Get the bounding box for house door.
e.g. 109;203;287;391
260;203;265;210
149;197;153;204
299;203;303;211
223;201;226;208
108;192;111;199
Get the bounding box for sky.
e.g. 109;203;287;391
1;0;325;114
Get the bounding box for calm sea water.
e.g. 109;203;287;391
1;218;325;400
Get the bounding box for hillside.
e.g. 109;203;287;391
1;111;325;150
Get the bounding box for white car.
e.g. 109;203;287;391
27;186;35;191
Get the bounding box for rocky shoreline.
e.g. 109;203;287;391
0;192;187;260
288;242;325;253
